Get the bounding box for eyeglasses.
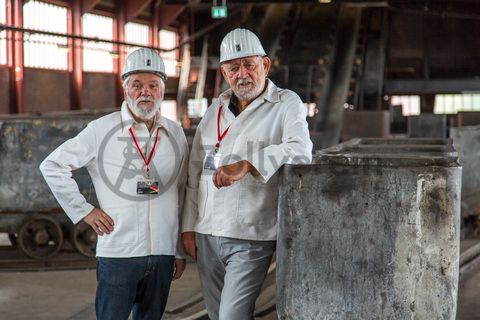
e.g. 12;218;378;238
222;58;261;77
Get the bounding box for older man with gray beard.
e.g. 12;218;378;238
181;28;313;320
40;48;189;320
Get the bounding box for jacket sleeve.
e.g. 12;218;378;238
181;120;206;233
248;94;313;182
39;122;97;224
175;130;190;258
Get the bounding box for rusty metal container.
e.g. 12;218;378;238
0;111;195;259
0;111;109;258
0;113;104;227
277;138;461;320
408;114;447;138
341;110;391;141
451;125;480;232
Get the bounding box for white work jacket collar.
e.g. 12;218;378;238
218;78;281;107
120;101;171;135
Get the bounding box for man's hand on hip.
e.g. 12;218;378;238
173;259;186;280
213;160;254;188
181;232;196;259
83;208;114;236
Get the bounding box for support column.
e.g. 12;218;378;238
70;0;82;110
114;2;126;107
7;0;23;113
360;8;388;110
257;4;292;60
177;22;190;126
315;5;361;148
151;3;160;48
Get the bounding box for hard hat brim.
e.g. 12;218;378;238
121;70;167;82
220;54;267;64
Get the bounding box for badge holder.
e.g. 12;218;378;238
204;148;221;171
205;106;230;171
137;176;159;195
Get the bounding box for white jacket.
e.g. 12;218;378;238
40;102;189;258
182;79;313;241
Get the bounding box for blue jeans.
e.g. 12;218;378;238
95;255;175;320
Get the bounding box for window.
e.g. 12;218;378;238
23;0;68;70
82;13;113;72
0;0;6;65
125;22;149;56
162;100;178;122
434;93;480;114
390;95;420;116
159;29;178;77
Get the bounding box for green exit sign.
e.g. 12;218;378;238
211;6;227;19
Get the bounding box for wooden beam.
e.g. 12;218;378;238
125;0;153;22
385;79;480;95
158;5;185;29
81;0;101;14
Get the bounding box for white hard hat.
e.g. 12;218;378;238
220;28;266;63
122;48;167;81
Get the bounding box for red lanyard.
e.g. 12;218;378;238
216;106;230;149
129;127;160;176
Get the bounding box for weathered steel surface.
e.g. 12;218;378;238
451;125;480;219
277;138;461;320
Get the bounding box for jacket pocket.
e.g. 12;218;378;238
97;205;139;248
236;174;278;226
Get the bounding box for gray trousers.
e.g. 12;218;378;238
196;233;275;320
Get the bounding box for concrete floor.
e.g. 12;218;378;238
0;269;97;320
0;263;202;320
0;226;477;320
1;264;479;319
457;271;480;320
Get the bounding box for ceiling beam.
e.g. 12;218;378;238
158;4;185;28
126;0;153;22
385;79;480;94
81;0;101;14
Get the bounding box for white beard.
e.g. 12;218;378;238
126;95;162;120
232;75;265;102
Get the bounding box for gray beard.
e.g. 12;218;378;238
233;76;265;103
126;96;162;120
234;87;261;102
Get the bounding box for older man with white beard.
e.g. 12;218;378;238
40;48;189;320
181;28;313;320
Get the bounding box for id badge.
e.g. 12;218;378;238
204;152;221;171
137;179;159;194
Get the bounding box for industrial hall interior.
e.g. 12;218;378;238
1;0;480;319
